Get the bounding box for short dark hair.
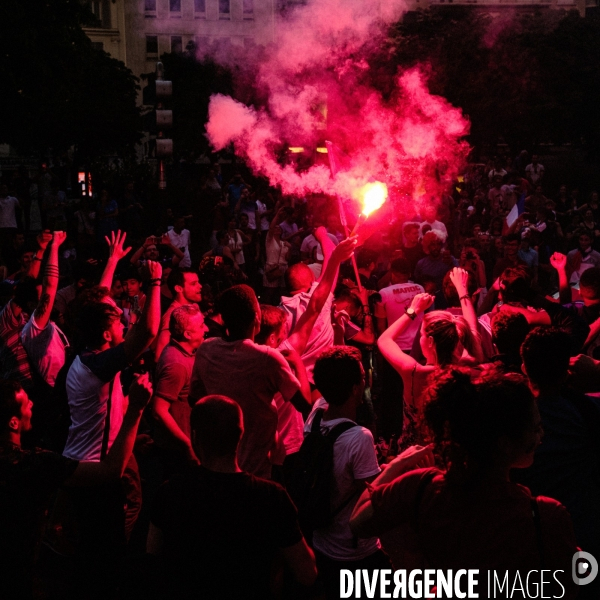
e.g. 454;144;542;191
313;346;363;406
256;304;287;345
217;284;258;339
580;267;600;299
78;302;122;348
499;266;532;303
118;267;142;283
491;311;530;356
391;257;411;276
356;248;378;270
191;395;243;457
521;327;571;388
0;379;23;429
502;233;521;245
167;267;194;296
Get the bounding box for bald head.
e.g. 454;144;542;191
286;263;315;294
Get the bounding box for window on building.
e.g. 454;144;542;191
145;0;157;15
219;0;230;18
89;0;111;28
243;0;254;17
169;0;181;13
194;0;206;15
171;35;183;53
146;35;158;56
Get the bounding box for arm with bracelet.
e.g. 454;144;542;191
33;231;67;330
27;230;53;280
449;267;484;363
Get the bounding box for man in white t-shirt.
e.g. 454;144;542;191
188;284;310;479
300;230;338;262
525;155;545;186
21;231;69;387
167;216;191;268
376;258;425;352
304;346;388;598
281;228;338;382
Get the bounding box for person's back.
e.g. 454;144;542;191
517;326;600;591
188;285;303;478
190;337;299;476
151;466;302;599
148;395;316;599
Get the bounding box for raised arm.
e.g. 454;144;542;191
27;231;52;279
377;293;434;375
65;374;152;485
99;230;132;290
550;252;571;305
159;233;184;266
33;231;66;330
449;267;484;363
286;234;358;355
314;226;336;283
123;260;162;363
130;236;154;267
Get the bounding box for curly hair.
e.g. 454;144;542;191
423;367;534;484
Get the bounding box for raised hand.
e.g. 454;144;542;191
105;230;132;261
449;267;469;296
550;252;567;272
128;373;153;411
146;259;162;281
52;230;68;246
331;235;358;263
36;230;53;251
410;292;435;314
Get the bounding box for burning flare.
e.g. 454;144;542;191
358;181;388;216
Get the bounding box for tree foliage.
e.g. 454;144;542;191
0;0;142;159
377;8;600;154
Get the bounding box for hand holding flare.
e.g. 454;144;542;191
350;182;388;237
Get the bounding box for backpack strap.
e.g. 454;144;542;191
100;378;115;460
310;408;325;433
531;497;545;569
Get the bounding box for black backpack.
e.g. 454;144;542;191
286;408;358;536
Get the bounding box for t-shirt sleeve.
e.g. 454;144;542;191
346;428;381;481
269;350;301;402
80;343;128;383
154;362;188;403
270;484;303;548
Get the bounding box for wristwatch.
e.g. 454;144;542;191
405;307;417;320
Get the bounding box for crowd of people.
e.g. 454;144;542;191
0;150;599;600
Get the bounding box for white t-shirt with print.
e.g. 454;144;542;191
304;398;381;561
21;315;69;387
379;282;425;350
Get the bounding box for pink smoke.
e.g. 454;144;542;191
205;0;470;215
